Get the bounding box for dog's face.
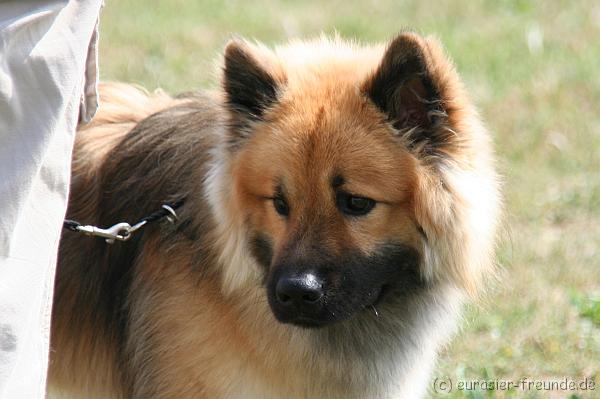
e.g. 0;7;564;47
220;34;488;327
235;95;425;327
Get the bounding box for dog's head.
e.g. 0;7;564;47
209;33;499;328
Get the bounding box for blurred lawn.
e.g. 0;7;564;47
99;1;600;397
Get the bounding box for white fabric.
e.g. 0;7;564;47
0;1;102;397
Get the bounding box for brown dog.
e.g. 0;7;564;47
48;32;500;398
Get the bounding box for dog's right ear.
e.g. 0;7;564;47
222;40;284;139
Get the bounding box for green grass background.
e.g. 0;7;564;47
99;1;600;397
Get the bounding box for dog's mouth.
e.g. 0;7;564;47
269;283;393;329
371;284;391;307
266;243;422;328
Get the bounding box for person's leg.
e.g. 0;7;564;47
0;1;102;397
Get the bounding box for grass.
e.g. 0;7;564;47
99;1;600;397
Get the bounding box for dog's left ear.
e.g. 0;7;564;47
363;33;464;155
222;40;285;139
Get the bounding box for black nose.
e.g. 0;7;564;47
275;273;324;306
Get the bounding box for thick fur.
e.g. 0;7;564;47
49;33;500;399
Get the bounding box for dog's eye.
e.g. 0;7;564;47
337;193;376;216
273;196;290;217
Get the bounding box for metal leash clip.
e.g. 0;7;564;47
161;204;178;223
76;222;133;244
64;200;184;244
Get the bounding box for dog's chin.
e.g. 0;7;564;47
270;309;334;329
283;316;331;329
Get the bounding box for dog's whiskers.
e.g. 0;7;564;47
371;305;379;318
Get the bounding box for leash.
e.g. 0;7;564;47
63;199;184;244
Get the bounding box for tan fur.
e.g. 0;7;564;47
49;34;500;399
49;83;182;398
224;34;499;295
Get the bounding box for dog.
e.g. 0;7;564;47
48;32;500;398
